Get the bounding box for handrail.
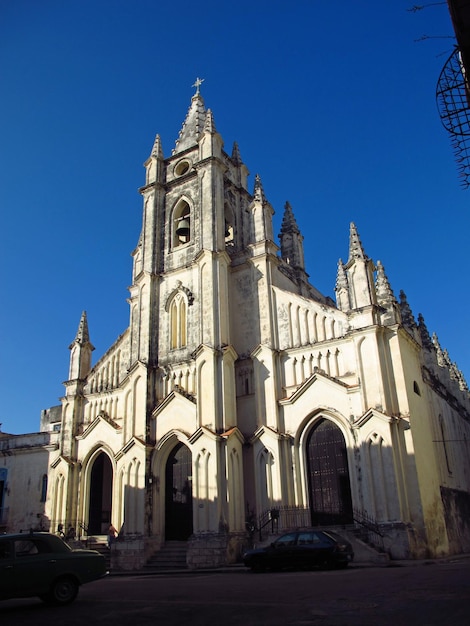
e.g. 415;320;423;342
352;507;386;552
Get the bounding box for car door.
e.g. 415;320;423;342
268;532;298;569
11;538;56;597
0;539;15;598
294;531;325;568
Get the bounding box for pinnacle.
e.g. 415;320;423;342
70;311;94;350
399;290;416;328
348;222;367;262
375;260;396;305
231;141;242;164
280;201;300;234
76;311;90;344
335;259;348;291
253;174;266;203
204;109;217;134
150;134;163;159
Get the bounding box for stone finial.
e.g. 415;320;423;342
375;261;396;307
231;141;242;164
150;134;164;159
204;109;217;134
442;348;452;369
417;313;434;350
399;290;416;328
253;174;266;203
432;333;446;367
455;367;469;391
74;311;91;345
348;222;367;262
280;201;300;235
335;259;348;291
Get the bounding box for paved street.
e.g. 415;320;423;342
1;559;469;625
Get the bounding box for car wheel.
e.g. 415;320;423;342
41;577;79;605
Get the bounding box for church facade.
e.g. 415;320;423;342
39;87;470;567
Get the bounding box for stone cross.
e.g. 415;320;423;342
193;77;204;95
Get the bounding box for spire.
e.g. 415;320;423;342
144;133;165;185
71;311;92;347
399;291;416;329
150;133;164;159
348;222;367;262
231;141;242;164
279;201;309;291
68;311;94;381
375;261;396;307
230;141;249;189
280;201;300;235
344;222;376;309
250;173;275;245
253;174;266;203
173;82;207;154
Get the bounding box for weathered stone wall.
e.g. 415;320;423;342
187;532;249;569
441;486;470;554
108;535;162;572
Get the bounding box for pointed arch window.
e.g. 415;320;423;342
173;199;191;247
40;474;48;502
170;292;187;349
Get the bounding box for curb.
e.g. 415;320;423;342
107;553;470;576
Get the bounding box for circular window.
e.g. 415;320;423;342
175;160;191;176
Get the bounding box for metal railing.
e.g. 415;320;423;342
255;505;311;542
352;507;385;552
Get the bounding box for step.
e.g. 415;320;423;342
144;541;188;569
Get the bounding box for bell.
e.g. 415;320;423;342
176;218;190;237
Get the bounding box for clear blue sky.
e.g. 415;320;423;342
1;0;468;435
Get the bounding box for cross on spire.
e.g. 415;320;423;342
192;77;204;95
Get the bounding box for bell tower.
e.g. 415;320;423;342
127;81;257;434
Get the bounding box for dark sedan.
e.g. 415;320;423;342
0;531;107;605
243;529;354;572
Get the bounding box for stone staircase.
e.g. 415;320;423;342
144;540;188;570
85;536;111;570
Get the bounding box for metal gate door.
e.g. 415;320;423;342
307;419;353;525
165;443;193;540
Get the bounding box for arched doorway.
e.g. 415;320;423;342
88;452;113;535
306;418;353;525
165;443;193;540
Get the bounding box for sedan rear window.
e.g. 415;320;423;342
15;539;50;557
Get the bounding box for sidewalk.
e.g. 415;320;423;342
109;552;470;576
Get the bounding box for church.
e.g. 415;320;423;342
8;84;470;568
